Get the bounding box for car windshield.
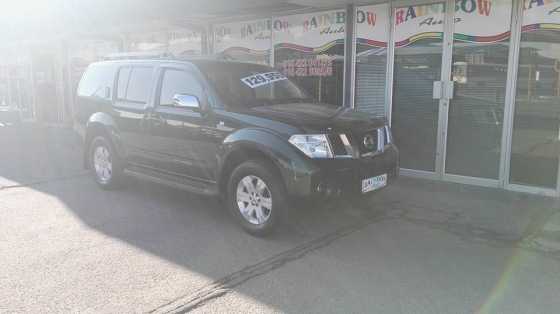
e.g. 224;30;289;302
196;62;313;108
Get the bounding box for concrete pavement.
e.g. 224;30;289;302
1;124;559;313
0;123;84;188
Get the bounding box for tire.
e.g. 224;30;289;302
227;160;287;236
89;136;124;190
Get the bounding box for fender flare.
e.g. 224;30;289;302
84;112;126;167
219;128;319;196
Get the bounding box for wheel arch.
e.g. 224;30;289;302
219;145;280;196
218;129;319;197
84;112;123;169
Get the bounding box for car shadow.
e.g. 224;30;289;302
0;123;399;311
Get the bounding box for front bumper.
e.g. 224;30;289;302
288;144;399;198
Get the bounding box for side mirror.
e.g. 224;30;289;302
173;94;201;112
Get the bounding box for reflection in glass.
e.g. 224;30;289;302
392;37;443;172
355;45;387;117
272;10;346;106
275;45;345;106
354;4;389;117
444;0;512;179
445;41;510;179
510;30;560;188
391;3;444;172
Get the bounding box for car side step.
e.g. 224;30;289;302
124;166;218;196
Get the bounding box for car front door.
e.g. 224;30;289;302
147;66;222;183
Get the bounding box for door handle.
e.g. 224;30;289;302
433;81;454;100
144;112;164;128
433;81;443;100
444;81;455;100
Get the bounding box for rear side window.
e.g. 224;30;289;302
77;64;116;99
120;67;153;104
159;69;204;106
116;67;131;100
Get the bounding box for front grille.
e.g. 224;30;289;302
352;128;383;155
358;130;379;154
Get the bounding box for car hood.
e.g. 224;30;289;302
245;103;386;134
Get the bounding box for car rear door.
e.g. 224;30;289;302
111;64;156;167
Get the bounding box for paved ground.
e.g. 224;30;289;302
1;124;560;313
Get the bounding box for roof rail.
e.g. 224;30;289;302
102;51;176;61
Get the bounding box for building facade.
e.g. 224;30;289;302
211;0;560;197
1;0;558;197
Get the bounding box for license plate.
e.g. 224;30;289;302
361;174;387;194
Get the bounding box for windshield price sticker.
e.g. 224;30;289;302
241;72;287;89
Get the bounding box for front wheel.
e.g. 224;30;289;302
89;136;124;190
227;160;286;236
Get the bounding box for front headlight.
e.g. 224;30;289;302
289;134;333;158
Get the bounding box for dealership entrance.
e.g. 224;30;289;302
391;0;513;188
388;0;559;196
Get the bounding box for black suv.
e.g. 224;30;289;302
75;59;398;235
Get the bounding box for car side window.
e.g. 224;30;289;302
116;67;131;100
77;64;115;99
159;69;204;106
116;66;154;104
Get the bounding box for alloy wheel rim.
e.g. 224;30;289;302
93;145;112;184
236;175;272;225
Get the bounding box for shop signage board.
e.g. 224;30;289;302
454;0;512;43
521;0;560;88
394;0;513;47
356;3;390;48
394;3;445;47
213;19;272;63
523;0;560;28
272;10;346;53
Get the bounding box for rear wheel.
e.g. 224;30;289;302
227;160;286;236
89;136;124;190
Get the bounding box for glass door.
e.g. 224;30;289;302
391;2;447;174
391;0;516;185
508;0;560;193
443;0;513;182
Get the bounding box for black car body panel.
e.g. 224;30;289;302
75;59;398;199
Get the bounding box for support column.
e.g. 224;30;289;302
343;4;355;108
